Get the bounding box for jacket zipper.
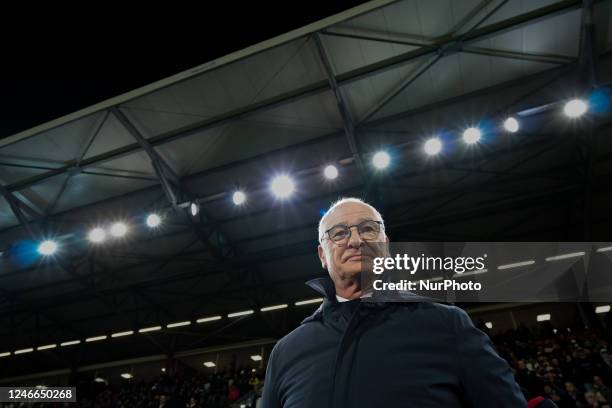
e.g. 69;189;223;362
328;302;363;408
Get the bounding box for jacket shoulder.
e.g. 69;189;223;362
392;301;468;329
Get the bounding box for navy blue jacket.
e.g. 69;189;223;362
262;277;526;407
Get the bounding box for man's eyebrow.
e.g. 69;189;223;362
328;218;377;229
327;221;347;230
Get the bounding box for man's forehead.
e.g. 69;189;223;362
323;202;380;227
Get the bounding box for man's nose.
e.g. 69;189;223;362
347;225;363;248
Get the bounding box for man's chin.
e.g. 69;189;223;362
339;266;365;279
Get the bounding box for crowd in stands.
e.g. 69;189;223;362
0;368;263;408
483;320;612;407
78;369;263;408
5;319;612;407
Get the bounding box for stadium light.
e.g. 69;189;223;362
372;151;390;169
462;127;481;144
85;335;107;343
503;117;519;133
110;222;128;238
138;326;162;333
88;228;106;243
204;362;216;368
196;315;222;324
270;175;295;198
423;137;442;156
545;251;585;262
120;373;133;379
232;191;246;205
146;214;162;228
167;321;191;328
564;99;588;118
537;313;551;322
295;298;324;306
250;355;263;361
38;240;57;256
596;305;611;314
497;260;535;270
261;304;288;312
228;310;254;318
323;165;339;180
190;202;200;216
111;331;134;338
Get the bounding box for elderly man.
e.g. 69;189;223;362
261;197;526;407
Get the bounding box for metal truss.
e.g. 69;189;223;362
1;0;590;196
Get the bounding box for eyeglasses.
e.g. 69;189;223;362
322;220;383;243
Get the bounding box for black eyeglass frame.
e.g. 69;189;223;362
321;220;384;243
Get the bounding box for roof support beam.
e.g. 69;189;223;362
45;111;110;216
3;0;589;195
336;0;590;86
579;0;597;89
110;107;226;260
313;33;365;176
0;184;39;238
110;107;181;206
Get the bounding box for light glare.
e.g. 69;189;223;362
424;137;442;156
146;214;161;228
38;240;58;256
232;191;246;205
88;228;106;243
503;117;519;133
270;175;295;198
323;165;339;180
190;202;199;216
372;151;390;169
564;99;588;118
462;127;481;144
110;222;127;237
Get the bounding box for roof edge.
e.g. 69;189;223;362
0;0;397;149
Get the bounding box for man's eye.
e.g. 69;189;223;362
332;229;348;238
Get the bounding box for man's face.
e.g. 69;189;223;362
318;202;387;284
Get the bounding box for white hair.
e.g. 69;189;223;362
318;197;385;242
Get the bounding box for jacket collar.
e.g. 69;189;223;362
300;277;335;324
305;277;337;300
301;277;431;325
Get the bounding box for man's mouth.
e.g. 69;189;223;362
346;254;370;261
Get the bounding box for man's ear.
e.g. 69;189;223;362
318;244;327;269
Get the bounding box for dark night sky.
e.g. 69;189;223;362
1;1;369;139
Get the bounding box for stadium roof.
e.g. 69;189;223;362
1;0;612;377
